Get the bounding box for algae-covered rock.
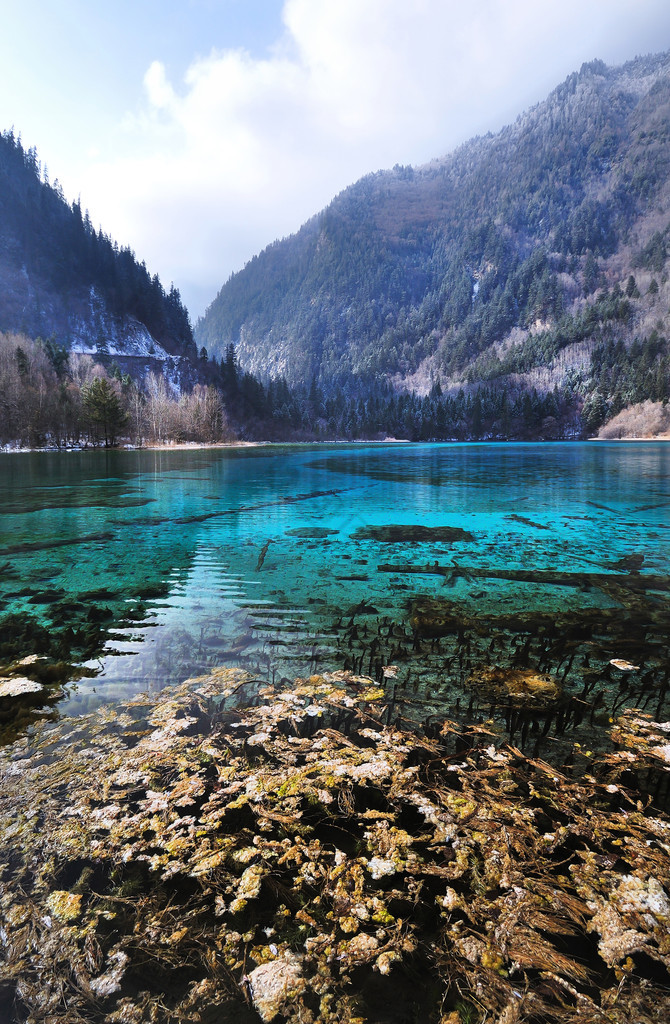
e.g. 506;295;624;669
45;890;83;922
607;712;670;778
11;654;46;668
466;666;563;710
409;597;469;637
0;676;44;699
89;951;129;998
247;953;305;1021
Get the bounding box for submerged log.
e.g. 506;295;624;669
352;525;475;543
379;561;670;594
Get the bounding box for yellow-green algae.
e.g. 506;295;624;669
0;667;669;1023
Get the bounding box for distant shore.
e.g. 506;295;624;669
0;439;262;455
141;439;260;450
590;434;670;442
0;436;414;454
3;434;670;455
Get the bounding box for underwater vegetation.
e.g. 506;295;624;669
0;598;154;742
0;613;106;741
3;536;669;773
285;528;339;539
0;667;669;1024
324;553;670;783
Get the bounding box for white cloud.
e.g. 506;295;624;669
144;61;177;112
77;0;670;317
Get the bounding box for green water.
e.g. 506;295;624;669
1;442;669;754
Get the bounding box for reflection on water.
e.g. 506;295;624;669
1;442;669;759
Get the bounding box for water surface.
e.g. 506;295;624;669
1;442;668;756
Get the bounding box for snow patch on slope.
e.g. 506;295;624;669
68;289;170;359
69;317;169;359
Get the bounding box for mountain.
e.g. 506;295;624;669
0;130;268;447
0;128;197;384
197;52;670;438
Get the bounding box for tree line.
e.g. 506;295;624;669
212;343;581;441
1;327;666;449
0;333;232;448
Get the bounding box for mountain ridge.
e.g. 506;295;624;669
0;128;197;380
196;51;670;437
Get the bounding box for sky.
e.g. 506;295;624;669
2;1;670;320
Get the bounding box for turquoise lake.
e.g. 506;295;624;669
1;441;669;758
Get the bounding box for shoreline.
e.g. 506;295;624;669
4;435;670;454
590;434;670;441
0;437;414;455
0;439;263;455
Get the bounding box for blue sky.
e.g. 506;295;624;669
2;1;670;318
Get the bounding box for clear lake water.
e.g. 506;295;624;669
1;441;669;759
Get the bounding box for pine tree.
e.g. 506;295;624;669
82;377;127;447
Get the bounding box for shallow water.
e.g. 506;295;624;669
1;442;669;755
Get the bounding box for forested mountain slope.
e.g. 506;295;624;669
197;52;670;437
0;129;196;371
0;130;247;447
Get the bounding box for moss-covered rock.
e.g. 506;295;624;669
466;665;563;710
